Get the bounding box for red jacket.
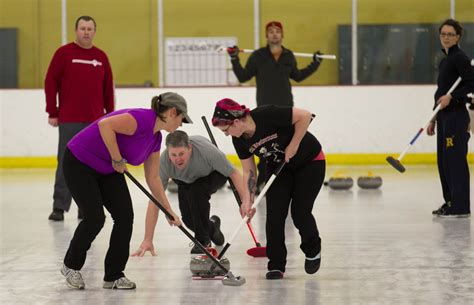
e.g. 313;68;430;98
45;42;115;123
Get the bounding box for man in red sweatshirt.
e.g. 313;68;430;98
45;15;115;221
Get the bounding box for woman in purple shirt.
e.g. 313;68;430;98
60;92;192;290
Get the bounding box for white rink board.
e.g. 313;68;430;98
3;85;472;157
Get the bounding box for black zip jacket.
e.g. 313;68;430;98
434;44;474;111
231;46;320;107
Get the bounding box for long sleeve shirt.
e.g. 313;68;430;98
45;42;115;123
435;44;474;111
231;46;320;107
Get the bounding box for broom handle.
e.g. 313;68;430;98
400;59;473;160
212;161;285;265
124;171;230;273
398;77;461;161
225;162;285;246
239;48;336;59
201;116;262;247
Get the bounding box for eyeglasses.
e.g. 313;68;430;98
220;124;232;132
440;32;457;38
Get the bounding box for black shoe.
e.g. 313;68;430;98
210;215;225;246
437;207;470;218
265;270;284;280
78;209;84;220
432;202;450;215
190;241;211;254
48;209;64;221
305;253;321;274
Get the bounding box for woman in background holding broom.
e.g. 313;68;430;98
428;19;474;218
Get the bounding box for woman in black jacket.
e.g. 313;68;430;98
429;19;474;218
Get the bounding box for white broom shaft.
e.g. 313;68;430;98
294;52;336;60
422;59;473;128
424;76;461;128
240;48;336;60
398;76;462;162
226;173;278;244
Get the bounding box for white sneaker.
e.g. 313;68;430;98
61;264;85;289
103;276;136;289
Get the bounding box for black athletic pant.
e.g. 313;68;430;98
53;123;88;211
265;160;325;272
62;148;134;281
436;107;471;214
175;171;227;245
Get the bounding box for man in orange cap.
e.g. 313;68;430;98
227;21;323;191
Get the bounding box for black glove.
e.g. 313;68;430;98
313;51;323;63
227;45;240;59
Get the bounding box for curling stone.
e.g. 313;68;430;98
167;180;178;193
190;255;230;277
357;174;383;189
327;177;354;190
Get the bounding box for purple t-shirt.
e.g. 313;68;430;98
67;108;162;174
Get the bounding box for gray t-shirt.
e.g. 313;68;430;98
160;135;234;189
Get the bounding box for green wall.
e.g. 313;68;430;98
1;0;473;88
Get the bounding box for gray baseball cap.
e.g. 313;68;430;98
159;92;192;123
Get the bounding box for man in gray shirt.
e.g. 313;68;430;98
132;130;246;256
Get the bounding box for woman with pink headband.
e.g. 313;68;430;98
212;98;325;280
